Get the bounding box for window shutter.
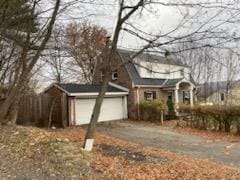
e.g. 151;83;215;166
153;91;156;99
144;92;147;100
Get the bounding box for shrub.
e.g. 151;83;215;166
179;104;240;134
167;99;176;120
139;101;167;122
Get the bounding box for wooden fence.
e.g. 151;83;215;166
17;93;68;128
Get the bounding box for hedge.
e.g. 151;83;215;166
179;104;240;135
139;101;167;122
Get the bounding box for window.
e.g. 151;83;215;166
220;93;225;101
167;91;173;101
144;91;156;101
180;69;184;77
100;71;105;81
146;63;153;74
112;71;118;80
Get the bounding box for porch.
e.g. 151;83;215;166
162;79;195;115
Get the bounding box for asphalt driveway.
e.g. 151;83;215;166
97;121;240;168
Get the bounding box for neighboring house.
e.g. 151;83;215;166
93;49;196;119
198;81;240;105
43;83;128;126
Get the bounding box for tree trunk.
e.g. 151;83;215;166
83;69;110;150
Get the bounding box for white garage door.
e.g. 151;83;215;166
75;97;126;125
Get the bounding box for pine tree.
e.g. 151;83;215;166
0;0;38;42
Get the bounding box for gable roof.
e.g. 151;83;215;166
118;49;192;87
118;49;187;67
118;49;166;86
44;83;129;97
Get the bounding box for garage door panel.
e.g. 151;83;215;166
75;97;124;125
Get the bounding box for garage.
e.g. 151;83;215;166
75;97;127;125
44;82;129;126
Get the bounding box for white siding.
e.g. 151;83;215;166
135;60;190;80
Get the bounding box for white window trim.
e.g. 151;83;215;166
112;71;118;80
145;91;154;101
100;71;104;81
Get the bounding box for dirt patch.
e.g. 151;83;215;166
99;144;167;164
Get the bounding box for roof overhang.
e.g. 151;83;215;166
43;83;129;97
71;92;128;98
133;85;162;88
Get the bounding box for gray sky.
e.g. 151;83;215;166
36;0;240;89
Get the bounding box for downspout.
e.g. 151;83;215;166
136;86;140;120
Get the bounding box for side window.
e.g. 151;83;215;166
146;63;153;74
220;93;225;101
112;70;118;80
100;71;105;81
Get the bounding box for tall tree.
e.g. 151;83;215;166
66;22;108;84
0;0;60;125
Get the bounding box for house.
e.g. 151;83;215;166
93;49;196;119
43;83;128;126
198;81;240;105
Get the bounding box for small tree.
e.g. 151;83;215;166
167;99;176;120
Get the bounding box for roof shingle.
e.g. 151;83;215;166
57;83;127;93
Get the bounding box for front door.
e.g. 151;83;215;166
182;91;190;104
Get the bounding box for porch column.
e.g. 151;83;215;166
190;86;194;107
174;87;179;115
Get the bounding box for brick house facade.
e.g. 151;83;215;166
93;49;196;119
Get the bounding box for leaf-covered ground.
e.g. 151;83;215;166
0;125;240;179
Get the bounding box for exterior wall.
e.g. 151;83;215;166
129;87;168;119
228;85;240;105
135;59;191;80
68;96;75;126
93;55;136;119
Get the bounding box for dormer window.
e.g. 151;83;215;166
146;63;153;74
180;69;184;77
112;71;118;80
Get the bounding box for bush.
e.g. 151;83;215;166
179;104;240;134
167;99;176;120
139;101;167;122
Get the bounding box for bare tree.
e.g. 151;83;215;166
0;0;61;125
66;22;109;84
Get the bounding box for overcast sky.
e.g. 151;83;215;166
53;0;240;51
36;0;240;88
